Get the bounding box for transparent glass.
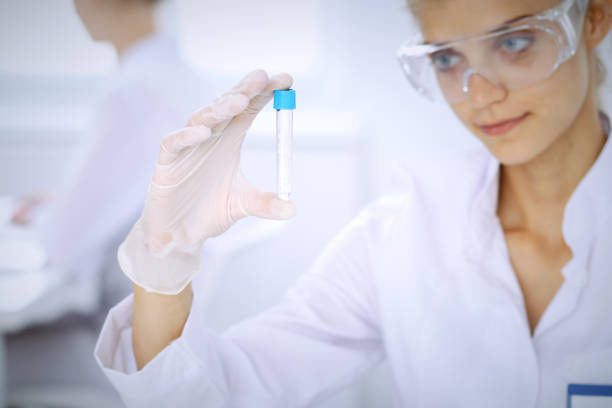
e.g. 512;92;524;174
396;0;589;103
276;109;293;201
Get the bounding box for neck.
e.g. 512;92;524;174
497;94;606;240
110;5;156;58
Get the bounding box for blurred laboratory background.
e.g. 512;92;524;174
0;0;610;407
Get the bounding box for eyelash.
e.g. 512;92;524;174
430;30;536;71
430;52;461;71
495;31;535;53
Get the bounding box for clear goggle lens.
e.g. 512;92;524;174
397;0;589;104
432;26;561;103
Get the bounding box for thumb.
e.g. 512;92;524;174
240;191;296;220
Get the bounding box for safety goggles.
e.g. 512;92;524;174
396;0;589;104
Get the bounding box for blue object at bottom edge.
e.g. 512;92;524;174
567;384;612;408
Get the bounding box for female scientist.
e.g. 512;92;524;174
94;0;612;406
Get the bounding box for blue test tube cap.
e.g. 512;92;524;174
274;89;296;110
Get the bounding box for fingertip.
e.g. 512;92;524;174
249;69;269;83
269;198;296;219
285;200;297;219
239;69;269;98
270;73;293;91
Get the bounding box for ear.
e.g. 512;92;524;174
584;0;612;49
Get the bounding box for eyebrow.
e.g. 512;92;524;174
423;14;532;46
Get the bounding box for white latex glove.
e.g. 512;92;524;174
118;70;296;294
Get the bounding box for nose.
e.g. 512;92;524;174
462;69;507;109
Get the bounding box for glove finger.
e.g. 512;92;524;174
188;70;267;128
219;69;269;100
186;93;250;128
224;73;293;137
211;70;271;135
237;190;296;221
245;73;293;117
158;125;212;165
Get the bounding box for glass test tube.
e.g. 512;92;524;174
273;89;296;201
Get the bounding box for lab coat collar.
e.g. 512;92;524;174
468;110;611;287
466;149;501;262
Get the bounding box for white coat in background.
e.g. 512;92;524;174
94;113;612;407
37;33;208;303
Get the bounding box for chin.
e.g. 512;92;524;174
489;146;539;166
483;132;556;166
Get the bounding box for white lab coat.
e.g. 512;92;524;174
37;33;207;300
94;112;612;407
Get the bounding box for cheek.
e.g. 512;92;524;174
528;43;590;128
448;43;591;163
447;103;479;138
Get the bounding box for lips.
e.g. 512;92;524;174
477;112;529;136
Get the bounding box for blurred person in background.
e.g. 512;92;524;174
6;0;207;404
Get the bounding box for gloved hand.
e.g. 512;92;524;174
118;70;296;294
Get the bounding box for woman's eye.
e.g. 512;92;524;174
431;52;461;71
499;35;533;53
